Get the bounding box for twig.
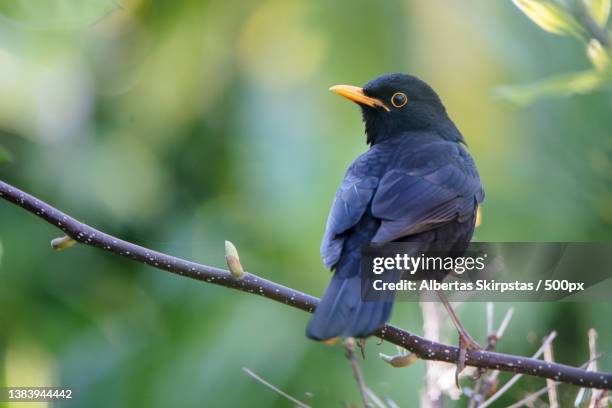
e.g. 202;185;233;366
385;397;400;408
592;389;609;407
421;301;445;407
504;384;557;408
242;367;311;408
363;388;387;408
576;328;600;406
1;179;612;389
588;328;599;408
468;306;514;408
345;338;372;408
468;303;494;408
486;303;494;337
468;377;484;408
479;331;557;408
496;308;514;339
507;356;601;408
543;341;558;408
475;307;516;401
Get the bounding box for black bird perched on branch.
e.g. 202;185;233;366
306;73;484;372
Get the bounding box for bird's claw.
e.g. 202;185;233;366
357;338;367;359
455;332;481;388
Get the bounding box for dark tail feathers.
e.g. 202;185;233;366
306;273;394;340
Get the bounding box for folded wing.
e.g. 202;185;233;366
320;170;378;269
371;142;484;243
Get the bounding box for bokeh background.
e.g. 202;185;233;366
0;0;611;406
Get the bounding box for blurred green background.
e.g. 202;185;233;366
0;0;611;406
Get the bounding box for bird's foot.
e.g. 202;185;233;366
357;338;367;359
455;330;481;388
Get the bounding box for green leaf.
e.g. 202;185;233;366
512;0;585;38
584;0;611;26
0;0;120;31
496;69;612;105
587;39;611;70
0;145;12;163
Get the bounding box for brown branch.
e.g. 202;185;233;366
1;179;612;390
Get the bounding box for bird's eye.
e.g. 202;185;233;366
391;92;408;108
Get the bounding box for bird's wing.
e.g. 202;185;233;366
320;157;379;269
371;142;483;243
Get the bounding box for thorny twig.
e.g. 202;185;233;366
1;179;611;389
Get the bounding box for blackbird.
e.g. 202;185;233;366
306;73;485;370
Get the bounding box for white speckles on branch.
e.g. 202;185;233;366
2;180;612;391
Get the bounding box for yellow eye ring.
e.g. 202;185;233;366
391;92;408;108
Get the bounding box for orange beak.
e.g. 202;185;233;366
329;85;390;112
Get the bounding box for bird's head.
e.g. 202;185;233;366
330;73;462;145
